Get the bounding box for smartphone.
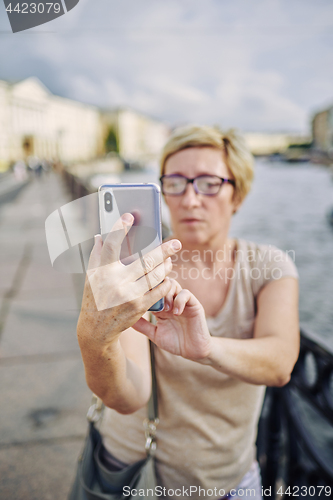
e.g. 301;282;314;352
98;183;164;312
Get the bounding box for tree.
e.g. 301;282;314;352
105;127;119;154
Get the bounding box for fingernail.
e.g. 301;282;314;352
122;214;133;224
94;234;101;244
171;240;181;251
164;304;170;311
173;307;179;315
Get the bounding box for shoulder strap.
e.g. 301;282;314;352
148;340;158;420
144;316;159;455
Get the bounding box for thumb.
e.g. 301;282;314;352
88;234;103;270
100;213;134;266
132;317;156;341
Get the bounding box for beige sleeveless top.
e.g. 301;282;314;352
99;239;298;497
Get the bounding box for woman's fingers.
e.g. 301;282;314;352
132;316;156;340
134;258;173;295
100;213;134;266
143;275;173;311
127;239;181;281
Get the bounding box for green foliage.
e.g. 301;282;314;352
105;127;119;153
287;142;312;149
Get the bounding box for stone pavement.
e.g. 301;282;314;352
0;172;91;500
0;172;29;204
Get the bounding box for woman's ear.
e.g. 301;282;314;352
232;194;243;215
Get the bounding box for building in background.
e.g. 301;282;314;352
0;77;171;172
312;105;333;156
100;108;170;167
244;133;311;156
2;75;321;171
0;77;104;171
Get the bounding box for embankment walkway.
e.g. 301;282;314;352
0;172;90;500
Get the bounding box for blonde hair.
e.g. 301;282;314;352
160;125;254;203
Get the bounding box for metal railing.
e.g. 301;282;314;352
257;330;333;497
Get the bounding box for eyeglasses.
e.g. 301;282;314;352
160;174;236;196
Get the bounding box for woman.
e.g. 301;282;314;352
77;125;299;499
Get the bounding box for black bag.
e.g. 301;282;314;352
68;342;159;500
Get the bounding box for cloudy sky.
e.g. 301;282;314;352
1;0;333;133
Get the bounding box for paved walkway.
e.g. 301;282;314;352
0;172;91;500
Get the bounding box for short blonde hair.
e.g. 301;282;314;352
160;125;254;203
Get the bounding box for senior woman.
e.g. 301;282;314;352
77;125;299;500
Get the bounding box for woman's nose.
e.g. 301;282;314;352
180;183;201;207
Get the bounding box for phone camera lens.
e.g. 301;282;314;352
104;192;113;212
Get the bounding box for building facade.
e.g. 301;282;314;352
312;106;333;154
0;77;171;171
244;133;311;156
0;77;105;170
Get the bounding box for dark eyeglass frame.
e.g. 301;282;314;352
159;174;236;196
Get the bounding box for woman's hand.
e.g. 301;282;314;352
77;214;182;350
133;279;212;361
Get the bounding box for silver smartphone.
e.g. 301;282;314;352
98;183;164;312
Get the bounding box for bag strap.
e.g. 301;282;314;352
144;339;159;454
148;340;158;420
147;312;158;421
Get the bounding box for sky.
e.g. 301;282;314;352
0;0;333;134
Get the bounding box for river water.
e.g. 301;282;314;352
101;160;333;349
230;160;333;348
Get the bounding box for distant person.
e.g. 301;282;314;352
27;156;43;178
13;160;28;182
41;159;50;175
76;125;299;499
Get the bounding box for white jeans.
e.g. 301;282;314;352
226;461;263;500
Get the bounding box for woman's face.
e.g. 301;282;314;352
163;147;240;247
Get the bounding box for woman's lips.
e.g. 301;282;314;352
180;218;203;224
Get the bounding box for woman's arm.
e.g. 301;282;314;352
200;277;300;386
134;277;299;387
77;215;181;414
78;319;152;415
